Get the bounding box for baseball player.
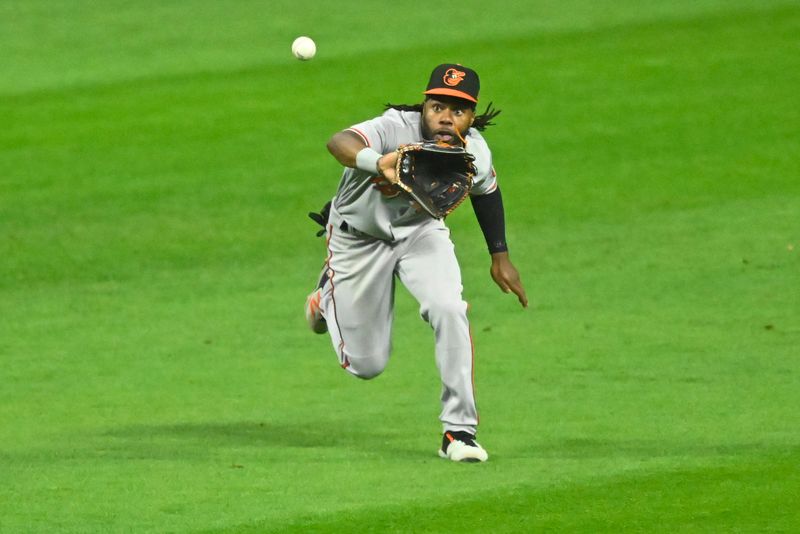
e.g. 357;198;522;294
305;64;527;462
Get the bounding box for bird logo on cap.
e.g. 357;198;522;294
443;68;466;87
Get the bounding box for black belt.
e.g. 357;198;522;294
340;221;362;234
339;220;369;238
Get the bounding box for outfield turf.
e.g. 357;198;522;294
2;1;799;532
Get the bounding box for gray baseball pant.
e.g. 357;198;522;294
318;213;479;434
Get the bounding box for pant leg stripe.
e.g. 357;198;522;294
467;303;479;425
326;224;348;368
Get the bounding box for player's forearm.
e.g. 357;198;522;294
327;130;394;177
471;188;509;254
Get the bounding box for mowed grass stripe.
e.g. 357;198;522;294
209;447;800;533
1;0;791;96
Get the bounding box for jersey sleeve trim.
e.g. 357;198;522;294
346;127;371;148
484;166;498;193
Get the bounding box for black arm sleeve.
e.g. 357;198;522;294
470;187;508;254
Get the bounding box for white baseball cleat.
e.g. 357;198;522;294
438;431;489;463
304;288;327;334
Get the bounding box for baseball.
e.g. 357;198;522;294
291;36;316;61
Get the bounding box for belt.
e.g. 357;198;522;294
339;220;369;238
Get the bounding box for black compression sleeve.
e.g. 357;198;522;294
470;187;508;254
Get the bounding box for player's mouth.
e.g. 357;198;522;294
433;130;456;143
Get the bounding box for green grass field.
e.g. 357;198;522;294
2;1;799;531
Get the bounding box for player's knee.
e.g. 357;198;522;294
420;299;467;324
343;351;388;379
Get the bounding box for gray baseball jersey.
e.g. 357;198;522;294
316;108;499;435
333;108;498;239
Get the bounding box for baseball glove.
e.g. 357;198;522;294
394;142;476;219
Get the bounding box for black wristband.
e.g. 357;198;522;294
470;188;508;254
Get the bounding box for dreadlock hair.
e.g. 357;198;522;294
383;101;501;131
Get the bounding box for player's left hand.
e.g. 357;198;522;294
489;252;528;308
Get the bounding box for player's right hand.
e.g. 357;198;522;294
377;150;400;184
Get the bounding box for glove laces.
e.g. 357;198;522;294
455;127;468;147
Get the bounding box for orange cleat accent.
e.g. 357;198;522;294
304;288;327;334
